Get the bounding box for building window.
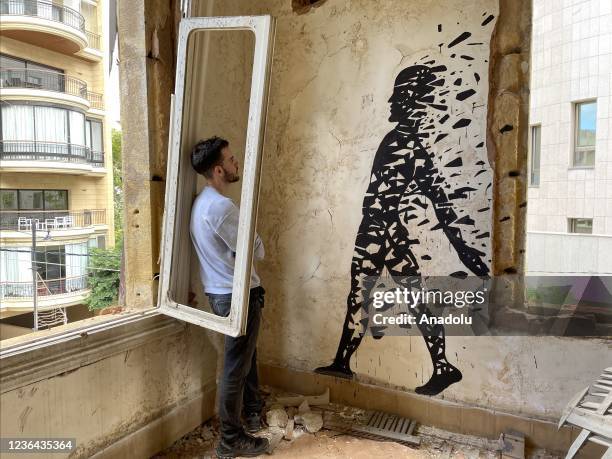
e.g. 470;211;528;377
86;119;103;152
1;189;68;210
0;189;18;210
36;246;66;282
530;125;541;186
0;53;65;92
573;101;596;167
96;235;106;249
568;218;593;234
1;103;87;157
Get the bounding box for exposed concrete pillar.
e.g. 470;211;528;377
118;0;180;308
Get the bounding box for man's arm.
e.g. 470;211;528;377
214;203;265;261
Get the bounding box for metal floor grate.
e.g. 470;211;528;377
325;410;420;447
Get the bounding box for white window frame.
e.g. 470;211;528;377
157;16;275;337
568;217;593;234
572;100;596;168
529;124;541;187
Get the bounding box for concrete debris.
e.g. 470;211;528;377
298;399;310;414
266;407;289;428
284;418;295;440
286;406;297;419
265;428;285;454
295;411;324;433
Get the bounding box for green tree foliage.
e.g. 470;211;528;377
86;243;122;310
112;129;124;241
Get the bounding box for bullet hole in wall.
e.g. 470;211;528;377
292;0;327;14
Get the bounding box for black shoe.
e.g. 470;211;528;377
415;365;462;396
215;431;269;458
244;412;263;433
314;362;354;379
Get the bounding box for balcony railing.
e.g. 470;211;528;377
0;0;85;32
86;90;104;109
85;30;101;50
0;209;106;231
0;68;87;99
0;141;105;166
0;275;89;299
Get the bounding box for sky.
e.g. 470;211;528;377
108;40;121;131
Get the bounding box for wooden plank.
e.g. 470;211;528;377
566;409;612;438
500;432;525;459
565;430;590;459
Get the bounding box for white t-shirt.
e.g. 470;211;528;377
190;186;264;294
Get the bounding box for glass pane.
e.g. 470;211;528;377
90;120;103;151
569;218;593;234
69;111;85;145
34;106;68;143
574;149;595;167
0;54;25;69
44;190;68;210
0;190;18;210
85;120;92;149
530;126;541;186
19;190;44;210
1;105;35;142
577;102;596;147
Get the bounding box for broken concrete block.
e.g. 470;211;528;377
268;403;284;411
296;411;323;433
298;399;310;414
286;406;297;420
266;429;284;454
284;419;295;440
266;408;288;428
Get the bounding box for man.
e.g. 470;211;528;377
190;136;269;458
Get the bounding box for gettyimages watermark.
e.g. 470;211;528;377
358;275;612;337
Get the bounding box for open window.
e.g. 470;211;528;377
157;16;275;337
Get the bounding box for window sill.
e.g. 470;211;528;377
568;166;595;170
0;308;186;394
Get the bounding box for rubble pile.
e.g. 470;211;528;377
262;387;329;453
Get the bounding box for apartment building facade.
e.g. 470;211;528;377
0;0;114;337
527;0;612;275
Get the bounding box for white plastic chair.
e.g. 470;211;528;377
17;217;31;231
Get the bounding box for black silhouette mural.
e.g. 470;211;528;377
315;16;495;396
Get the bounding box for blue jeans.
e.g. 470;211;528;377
207;286;265;441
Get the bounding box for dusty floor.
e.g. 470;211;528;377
152;387;560;459
152;419;562;459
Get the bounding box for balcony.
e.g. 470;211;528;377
0;0;88;55
0;209;106;231
0;67;90;110
0;140;105;175
86;90;104;110
0;276;90;318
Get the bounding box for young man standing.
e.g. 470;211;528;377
190;136;269;458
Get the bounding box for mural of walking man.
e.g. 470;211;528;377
315;57;490;396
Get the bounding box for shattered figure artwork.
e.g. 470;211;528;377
316;20;495;396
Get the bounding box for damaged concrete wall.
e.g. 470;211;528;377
190;0;611;422
0;325;217;458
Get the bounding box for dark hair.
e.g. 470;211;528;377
191;136;229;178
